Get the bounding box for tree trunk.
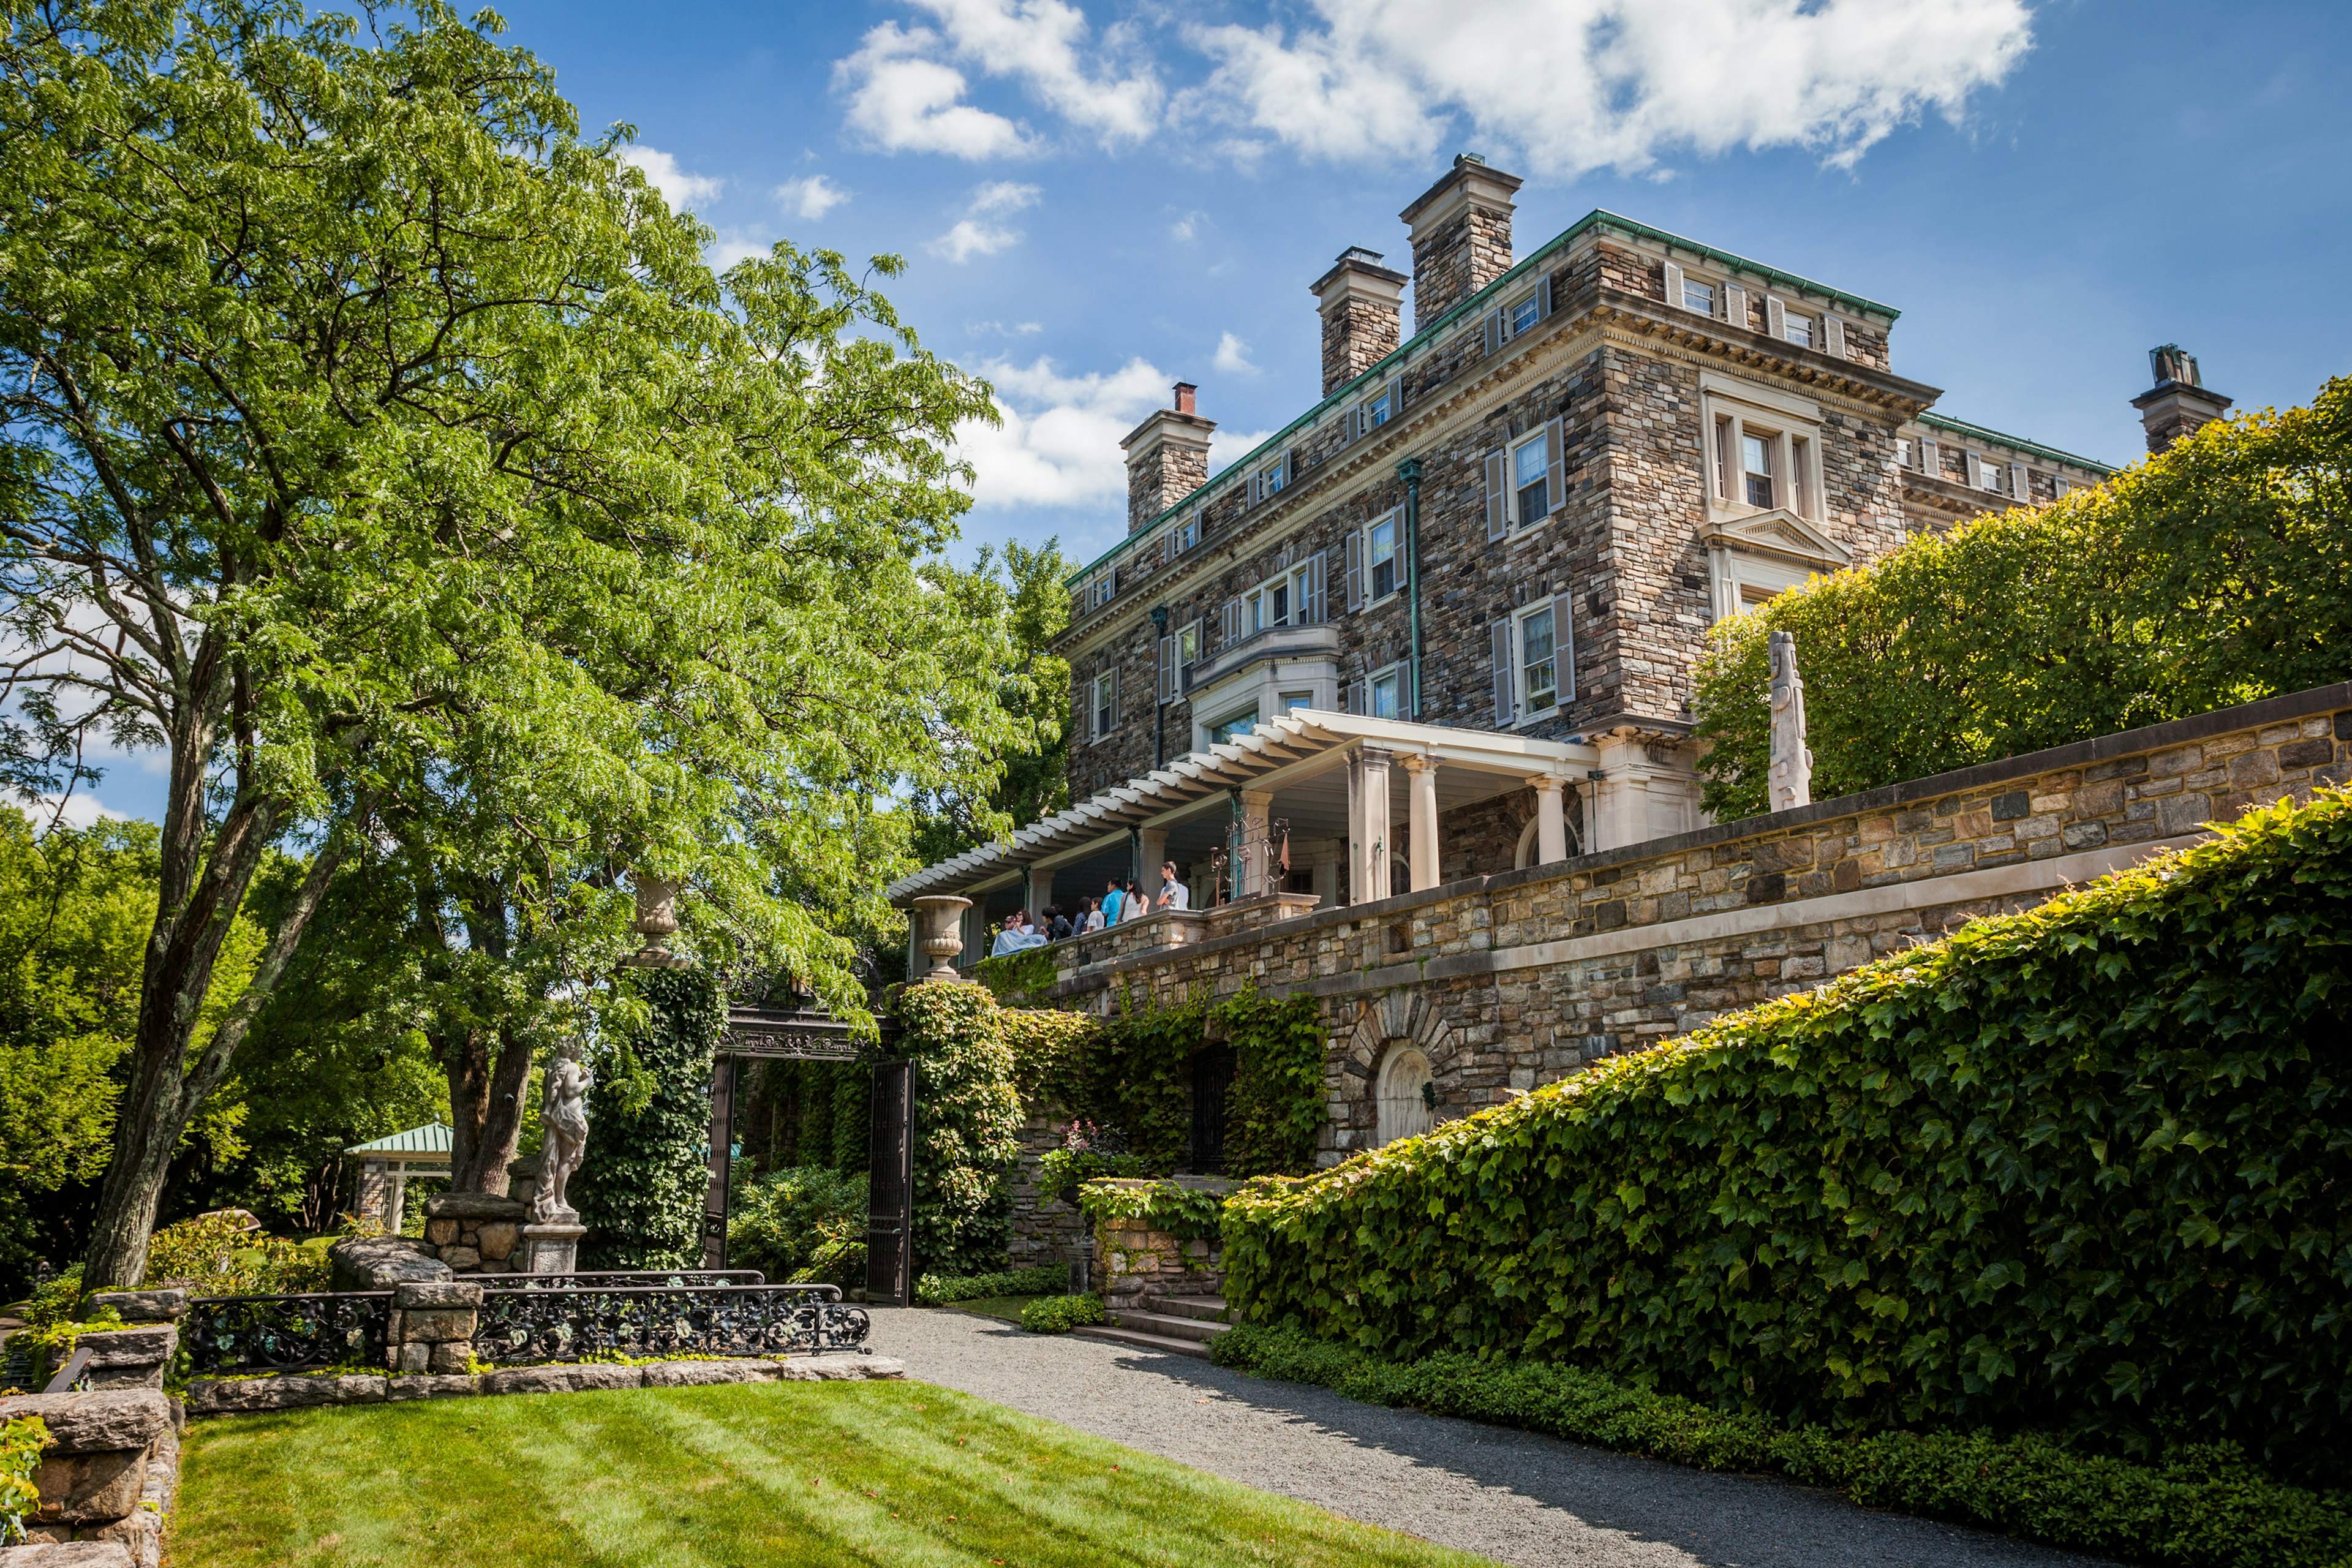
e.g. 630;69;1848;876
447;1025;534;1193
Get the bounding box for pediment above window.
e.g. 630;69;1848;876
1698;509;1853;573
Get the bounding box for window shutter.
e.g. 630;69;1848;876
1490;619;1515;726
1484;449;1508;541
1536;273;1553;320
1662;261;1684;309
2009;462;2031;503
1483;309;1504;356
1724;284;1747;329
1281;447;1294;488
1156;635;1175;704
1340;407;1357;445
1964;451;1985;489
1162;529;1174;562
1072;674;1088;740
1106;669;1119;728
2053;477;2072;499
1765;297;1786;341
1919;437;1940;478
1544;417;1566;518
1221;597;1243;648
1824;314;1847;360
1392;376;1406;413
1552;592;1576;704
1343;530;1364;612
1345;679;1367;716
1303;552;1328;624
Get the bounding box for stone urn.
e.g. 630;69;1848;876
911;894;971;982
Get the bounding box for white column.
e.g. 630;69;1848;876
1139;827;1168;884
1532;775;1569;864
1349;746;1393;903
1310;839;1341;908
1589;729;1703;851
388;1169;410;1237
1028;867;1054;917
1238;790;1273;897
1403;754;1439;891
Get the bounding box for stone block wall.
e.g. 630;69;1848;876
1088;1180;1234;1313
1;1388;179;1568
1005;1107;1090;1275
417;1193;527;1274
1032;685;2352;1166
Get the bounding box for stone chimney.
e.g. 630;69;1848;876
1120;382;1216;533
1399;154;1523;331
1310;247;1410;396
2130;344;2233;453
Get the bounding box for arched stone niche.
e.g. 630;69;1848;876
1332;990;1460;1159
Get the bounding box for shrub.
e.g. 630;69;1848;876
998;1008;1098;1104
1213;1324;2352;1568
1692;377;2352;820
1019;1293;1105;1334
1213;990;1324;1178
895;982;1023;1277
140;1214;327;1295
573;967;724;1271
1;1415;48;1544
728;1165;868;1287
914;1262;1068;1305
1077;1179;1224;1241
1221;792;2352;1480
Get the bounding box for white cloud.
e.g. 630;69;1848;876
1212;331;1258;376
836;21;1036;159
902;0;1163;145
928;181;1042;263
775;174;851;220
617;146;724;209
1208;427;1278;477
1185;0;2035;176
1169;210;1208;242
11;789;128;833
956;355;1169;510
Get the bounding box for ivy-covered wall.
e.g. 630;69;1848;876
895;982;1024;1277
573;966;723;1270
1223;792;2352;1481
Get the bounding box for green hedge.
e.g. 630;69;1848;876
894;982;1024;1276
1019;1292;1106;1334
1222;793;2352;1479
575;967;722;1270
1213;1324;2352;1568
914;1261;1068;1305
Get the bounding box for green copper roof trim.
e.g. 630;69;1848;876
1917;410;2116;475
344;1121;454;1156
1065;208;1901;587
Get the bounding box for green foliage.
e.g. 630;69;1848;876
139;1215;328;1295
997;1008;1100;1105
894;984;1023;1276
914;1262;1068;1306
829;1065;871;1177
1222;792;2352;1480
1212;991;1326;1178
574;969;723;1270
1;1415;48;1544
1078;1180;1227;1242
1019;1294;1107;1335
726;1165;869;1287
973;946;1058;1004
19;1267;85;1335
1038;1147;1149;1193
1215;1326;2352;1568
1693;379;2352;819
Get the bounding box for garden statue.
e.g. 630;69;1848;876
530;1038;593;1224
1768;630;1813;813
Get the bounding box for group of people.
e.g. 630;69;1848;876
989;862;1191;956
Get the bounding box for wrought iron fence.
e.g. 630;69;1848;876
472;1282;869;1365
184;1292;394;1374
496;1269;766;1290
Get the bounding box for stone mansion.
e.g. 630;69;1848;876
892;155;2234;946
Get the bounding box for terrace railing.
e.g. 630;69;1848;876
183;1292;395;1375
471;1281;869;1365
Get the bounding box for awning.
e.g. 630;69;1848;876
888;709;1599;903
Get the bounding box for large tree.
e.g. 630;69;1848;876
0;0;1022;1284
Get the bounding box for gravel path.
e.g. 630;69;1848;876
873;1308;2115;1568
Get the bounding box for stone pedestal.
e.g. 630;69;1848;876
518;1222;585;1276
387;1280;482;1374
418;1191;530;1276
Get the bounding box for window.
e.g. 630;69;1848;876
1683;276;1716;315
1896;437;1914;469
1784;312;1814;350
1208;707;1257;745
1090;671;1117;742
1374;1045;1434;1147
1742;432;1776;508
1177;621;1199;676
1369;666;1402;720
1371;385;1396;426
1246;559;1324;634
1174;515;1199;553
1281;690;1313;713
1509;292;1543;335
1513;433;1550;523
1248;575;1291;635
1260;460;1286;499
1087;571;1115;611
1368;515;1399;601
1517;603;1559;717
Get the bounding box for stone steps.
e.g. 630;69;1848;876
1070;1294;1232;1359
1152;1295;1228;1324
1069;1323;1213;1359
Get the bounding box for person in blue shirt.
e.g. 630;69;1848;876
1101;876;1125;925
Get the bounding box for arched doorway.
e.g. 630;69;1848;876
1374;1044;1435;1147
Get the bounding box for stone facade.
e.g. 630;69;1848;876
1;1371;180;1568
1029;685;2351;1166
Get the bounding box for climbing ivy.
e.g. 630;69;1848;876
573;966;722;1270
894;982;1024;1277
1213;989;1326;1178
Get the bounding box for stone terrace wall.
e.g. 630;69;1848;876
1033;684;2352;1166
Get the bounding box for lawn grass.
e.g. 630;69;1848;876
173;1378;1493;1567
945;1294;1050;1323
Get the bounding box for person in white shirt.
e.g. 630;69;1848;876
1080;896;1104;933
1158;861;1189;911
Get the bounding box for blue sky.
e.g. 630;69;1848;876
43;0;2352;826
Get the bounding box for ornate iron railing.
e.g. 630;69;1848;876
184;1292;394;1374
497;1269;766;1290
472;1282;869;1365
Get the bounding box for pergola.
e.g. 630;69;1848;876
888;709;1602;956
345;1122;452;1236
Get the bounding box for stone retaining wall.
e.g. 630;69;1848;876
1033;684;2352;1165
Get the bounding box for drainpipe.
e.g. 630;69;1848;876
1150;605;1169;769
1397;457;1424;718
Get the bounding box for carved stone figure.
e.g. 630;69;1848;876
1768;630;1813;813
530;1038;593;1224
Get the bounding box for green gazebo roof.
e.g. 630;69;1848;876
344;1122;453;1158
